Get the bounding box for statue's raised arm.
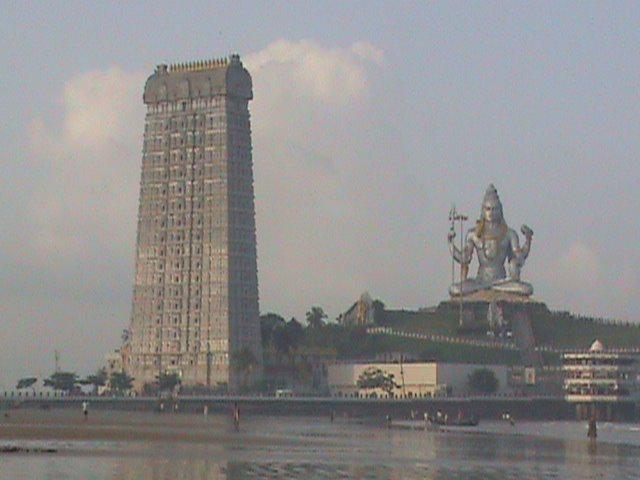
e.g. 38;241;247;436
506;224;533;282
447;229;474;267
511;225;533;264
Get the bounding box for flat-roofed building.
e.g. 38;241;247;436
327;361;509;398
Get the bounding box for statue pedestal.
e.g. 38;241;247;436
438;291;549;367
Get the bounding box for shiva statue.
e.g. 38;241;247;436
448;184;533;297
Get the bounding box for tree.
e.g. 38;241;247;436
356;367;398;397
271;325;289;360
110;372;134;393
16;377;37;391
43;372;78;393
158;372;181;392
232;347;259;389
467;368;499;394
286;318;304;345
372;300;386;324
418;347;436;362
294;358;313;385
260;313;286;346
83;368;108;394
305;306;327;329
272;318;304;359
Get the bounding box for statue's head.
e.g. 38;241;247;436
481;184;504;224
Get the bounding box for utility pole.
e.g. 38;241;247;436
54;350;60;373
399;354;406;398
449;205;456;288
206;343;212;389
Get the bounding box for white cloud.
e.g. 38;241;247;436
558;241;600;287
19;67;145;265
245;38;382;106
63;67;145;147
350;41;385;66
537;241;605;317
246;40;390;317
1;66;146;388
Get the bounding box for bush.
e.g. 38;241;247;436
467;368;499;394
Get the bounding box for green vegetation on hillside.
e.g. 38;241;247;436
378;306;640;350
379;309;460;337
366;334;525;365
260;314;529;367
530;312;640;349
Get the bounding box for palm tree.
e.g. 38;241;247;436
44;372;79;393
306;306;327;329
83;368;108;395
16;377;38;394
109;372;135;394
158;372;181;392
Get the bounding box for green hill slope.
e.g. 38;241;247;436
377;306;640;350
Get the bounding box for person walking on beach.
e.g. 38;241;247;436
233;402;240;431
82;401;88;420
588;415;597;441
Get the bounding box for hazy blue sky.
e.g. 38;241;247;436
1;1;639;387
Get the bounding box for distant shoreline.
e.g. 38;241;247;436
1;394;585;421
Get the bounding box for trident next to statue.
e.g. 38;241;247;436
448;184;533;297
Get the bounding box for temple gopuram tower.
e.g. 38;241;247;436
123;55;261;391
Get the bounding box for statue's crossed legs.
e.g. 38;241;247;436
449;278;533;297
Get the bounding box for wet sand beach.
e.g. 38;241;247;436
0;408;313;446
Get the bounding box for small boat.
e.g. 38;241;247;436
430;416;479;427
427;411;479;428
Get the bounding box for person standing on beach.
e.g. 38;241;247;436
588;415;597;440
233;402;240;431
82;401;88;420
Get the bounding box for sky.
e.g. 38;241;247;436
1;1;639;388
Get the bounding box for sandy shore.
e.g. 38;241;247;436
0;408;314;446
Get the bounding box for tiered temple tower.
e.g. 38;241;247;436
123;55;261;391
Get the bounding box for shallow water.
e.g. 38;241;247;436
1;410;640;479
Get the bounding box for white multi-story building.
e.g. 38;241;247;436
122;56;261;391
563;340;640;403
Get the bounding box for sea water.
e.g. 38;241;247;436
1;410;639;479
